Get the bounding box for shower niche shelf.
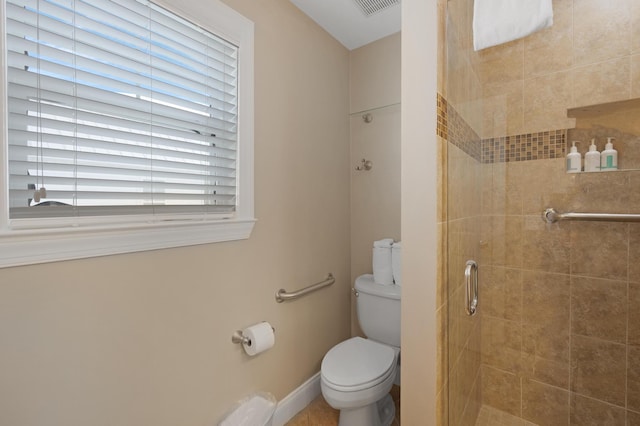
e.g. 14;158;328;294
566;98;640;172
567;98;640;118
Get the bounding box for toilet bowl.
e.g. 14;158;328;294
321;337;398;426
320;274;401;426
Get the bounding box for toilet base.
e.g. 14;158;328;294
338;394;395;426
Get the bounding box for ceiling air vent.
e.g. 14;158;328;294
352;0;399;17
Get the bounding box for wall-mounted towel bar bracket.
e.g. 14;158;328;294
543;208;640;223
275;273;335;303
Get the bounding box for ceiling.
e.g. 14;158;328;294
289;0;401;50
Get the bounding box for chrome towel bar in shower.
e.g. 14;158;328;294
543;208;640;223
275;273;335;303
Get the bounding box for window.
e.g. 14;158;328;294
0;0;255;267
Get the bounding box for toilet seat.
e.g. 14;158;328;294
321;337;396;392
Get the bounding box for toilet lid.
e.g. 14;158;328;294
321;337;396;390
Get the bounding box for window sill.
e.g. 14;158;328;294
0;217;256;268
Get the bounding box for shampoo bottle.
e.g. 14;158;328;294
600;137;618;171
584;138;601;172
566;141;581;173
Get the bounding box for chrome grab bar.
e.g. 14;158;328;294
465;260;478;316
543;208;640;223
275;273;335;303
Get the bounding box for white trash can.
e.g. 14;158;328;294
219;392;277;426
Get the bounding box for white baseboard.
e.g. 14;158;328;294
271;372;321;426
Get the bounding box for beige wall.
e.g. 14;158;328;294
401;0;439;423
349;33;401;114
0;1;351;425
348;33;401;335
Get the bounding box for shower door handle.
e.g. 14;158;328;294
465;260;478;316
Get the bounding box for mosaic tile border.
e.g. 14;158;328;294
481;130;566;164
437;93;482;162
436;93;567;164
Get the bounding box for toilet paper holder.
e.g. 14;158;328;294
231;326;276;345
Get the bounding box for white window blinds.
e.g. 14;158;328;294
6;0;239;221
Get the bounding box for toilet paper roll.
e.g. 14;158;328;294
242;322;275;356
373;246;394;285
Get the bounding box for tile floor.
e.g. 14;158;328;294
285;385;401;426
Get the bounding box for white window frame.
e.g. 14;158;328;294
0;0;255;268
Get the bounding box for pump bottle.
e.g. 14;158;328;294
566;141;581;173
600;137;618;171
584;139;600;172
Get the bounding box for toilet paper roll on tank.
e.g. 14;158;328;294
372;239;402;286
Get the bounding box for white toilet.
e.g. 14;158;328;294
320;274;401;426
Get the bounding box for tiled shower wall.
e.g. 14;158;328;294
442;0;640;425
481;158;640;425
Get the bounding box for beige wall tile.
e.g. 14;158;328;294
572;57;631;108
489;216;523;268
570;335;626;406
572;0;631;67
523;71;575;134
634;2;640;54
482;266;522;321
629;174;640;213
629;282;640;345
521;317;570;388
436;383;448;426
524;0;573;78
522;216;571;274
460;376;482;426
520;353;570;390
569;222;628;281
501;162;525;216
482;81;524;139
481;316;522;373
569;393;626;426
436;304;447;392
450;342;481;426
478;40;524;87
569;171;631;214
522;271;570;389
520;158;574;215
447;145;481;220
628;410;640;426
438;137;448;223
481;365;522;417
437;222;447;308
570;276;627;343
633;55;640;98
522;379;569;426
628;345;640;411
521;270;570;327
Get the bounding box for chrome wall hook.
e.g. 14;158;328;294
355;158;373;171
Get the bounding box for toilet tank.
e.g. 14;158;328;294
355;274;401;347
